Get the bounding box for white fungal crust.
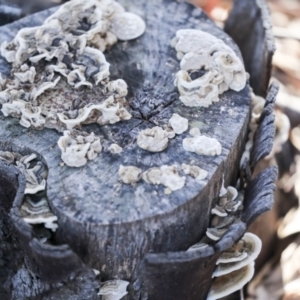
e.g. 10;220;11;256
181;163;208;181
110;12;146;41
207;262;255;300
183;135;222;156
57;130;102;167
98;279;129;300
118;165;142;184
172;29;247;107
168;113;189;134
142;165;186;192
137;126;169;152
109;143;123;154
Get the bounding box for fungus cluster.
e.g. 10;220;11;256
0;151;58;233
208;233;262;300
58;130;102;167
171;29;247;107
118;163;207;194
187;182;262;299
0;0;146;166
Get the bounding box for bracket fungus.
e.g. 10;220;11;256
207;262;255;300
58;130;102;167
172;29;247;107
137;126;169;152
98;279;129;300
0;0;146;167
207;233;262;300
213;232;262;277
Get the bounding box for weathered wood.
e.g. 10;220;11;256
0;0;251;294
224;0;275;97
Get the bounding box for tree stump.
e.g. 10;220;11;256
0;0;277;299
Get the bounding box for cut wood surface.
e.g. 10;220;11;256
0;0;251;298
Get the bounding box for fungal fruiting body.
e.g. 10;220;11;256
58;130;102;167
183;135;222;156
98;279;129;300
118;165;142;184
207;233;262;300
0;0;146;167
181;163;208;181
169;113;189;134
109;143;123;154
137;126;169;152
142;165;186;193
0;151;58;233
172;29;246;107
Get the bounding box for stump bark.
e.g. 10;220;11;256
0;0;277;299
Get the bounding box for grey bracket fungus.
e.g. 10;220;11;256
110;12;146;41
137;126;169;152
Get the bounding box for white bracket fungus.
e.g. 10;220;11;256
207;233;262;300
142;165;186;193
137;126;169;152
213;233;262;277
183;135;222;156
181;163;208;181
118;165;142;184
172;29;247;107
168;113;189;134
98;279;129;300
207;262;255;300
58;130;102;167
